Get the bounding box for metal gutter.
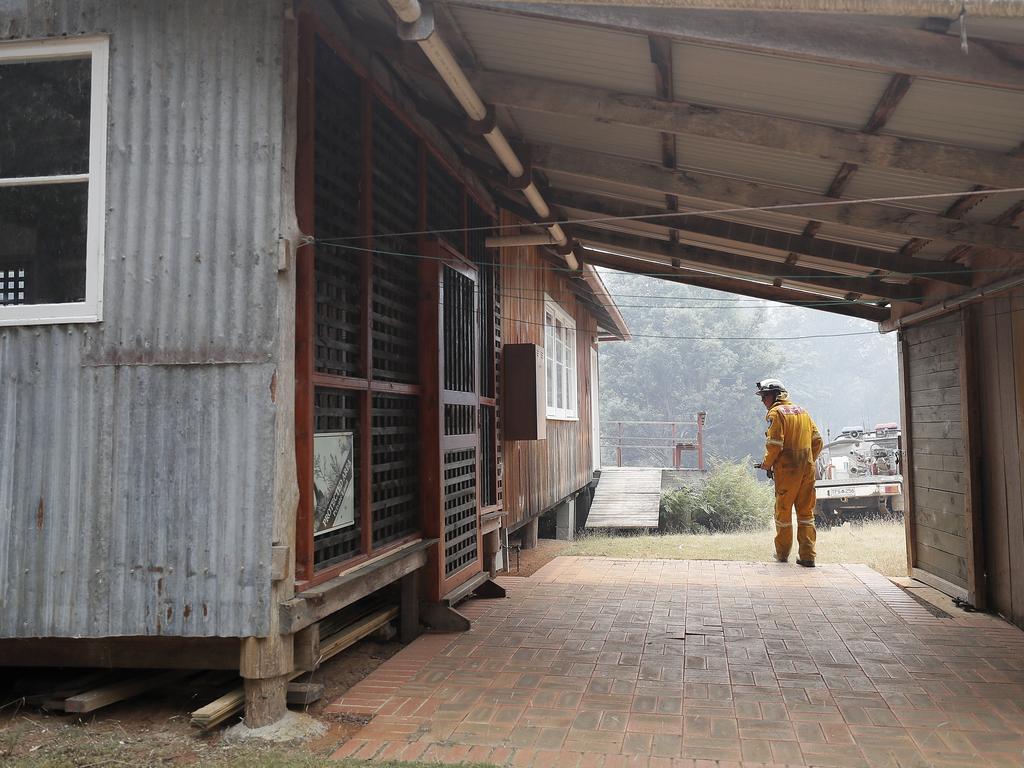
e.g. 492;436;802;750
879;272;1024;332
474;1;1024;18
581;263;632;341
388;0;579;269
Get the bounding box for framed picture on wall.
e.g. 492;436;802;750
313;431;355;535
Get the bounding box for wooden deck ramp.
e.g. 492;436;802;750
585;467;663;530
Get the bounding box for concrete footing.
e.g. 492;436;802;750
554;499;575;541
224;711;326;743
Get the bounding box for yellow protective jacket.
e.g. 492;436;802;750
761;397;824;472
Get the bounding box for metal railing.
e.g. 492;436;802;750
602;413;707;470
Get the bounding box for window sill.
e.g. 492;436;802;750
546;414;580;422
0;308;100;327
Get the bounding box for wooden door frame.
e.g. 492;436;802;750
959;306;986;609
419;239;485;602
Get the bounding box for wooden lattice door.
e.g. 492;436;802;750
420;240;484;601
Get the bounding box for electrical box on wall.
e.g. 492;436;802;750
503;343;547;441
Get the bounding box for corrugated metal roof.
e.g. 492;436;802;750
0;0;282;639
946;18;1024;45
672;41;890;129
675;134;838;194
843;165;975;214
450;5;656;96
508;108;661;164
882;78;1024;152
544;169;669;206
570;206;880;277
813;222;910;252
561;206;672;241
960;193;1024;224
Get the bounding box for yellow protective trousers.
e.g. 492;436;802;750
773;464;817;562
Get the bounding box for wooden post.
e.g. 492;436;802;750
400;571;420;643
294;624;320;672
897;330;916;577
521;516;539;550
240;628;294;728
697;412;706;471
483;528;501;577
960;306;987;610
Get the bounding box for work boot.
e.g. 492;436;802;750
796;559;815;568
774;553;788;563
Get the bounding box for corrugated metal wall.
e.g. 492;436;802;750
0;0;289;638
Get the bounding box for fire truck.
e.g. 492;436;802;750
814;423;904;525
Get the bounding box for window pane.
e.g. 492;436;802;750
556;336;564;408
546;353;554;408
0;183;88;305
0;57;91;178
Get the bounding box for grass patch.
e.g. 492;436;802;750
0;714;500;768
565;518;906;576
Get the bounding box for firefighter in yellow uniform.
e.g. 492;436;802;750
754;379;823;567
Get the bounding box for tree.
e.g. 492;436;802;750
597;270;900;464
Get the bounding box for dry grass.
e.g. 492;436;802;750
564;518;906;576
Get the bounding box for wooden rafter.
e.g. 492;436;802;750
864;74;914;135
573;225;919;302
448;3;1024;91
804;73;912;239
531;144;1024;252
467;70;1024;191
579;247;890;323
546;189;972;286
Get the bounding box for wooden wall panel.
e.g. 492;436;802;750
904;315;968;590
977;289;1024;627
500;211;596;530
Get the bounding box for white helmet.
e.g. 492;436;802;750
755;378;787;398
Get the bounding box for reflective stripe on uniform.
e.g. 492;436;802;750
775;521;792;528
766;439;784;447
797;518;814;526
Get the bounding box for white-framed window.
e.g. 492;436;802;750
544;296;578;420
0;36;108;326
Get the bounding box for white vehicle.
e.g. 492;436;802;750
814;423;904;525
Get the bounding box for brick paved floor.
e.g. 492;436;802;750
327;558;1024;767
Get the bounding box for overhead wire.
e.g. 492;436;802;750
309;238;1020;282
427;297;879;340
310;184;1024;244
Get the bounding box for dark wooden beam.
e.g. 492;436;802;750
450;3;1024;91
803;161;860;238
991;199;1024;228
648;35;677;170
579;247;891;323
864;74;914;134
468;69;1024;190
574;225;918;302
806;73;910;238
547;189;972;285
531;144;1024;251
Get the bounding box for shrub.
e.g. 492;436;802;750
661;459;774;533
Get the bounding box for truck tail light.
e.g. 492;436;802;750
883;485;900;494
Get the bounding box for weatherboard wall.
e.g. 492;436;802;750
901;315;969;592
501;212;597;531
975;289;1024;628
0;0;290;638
